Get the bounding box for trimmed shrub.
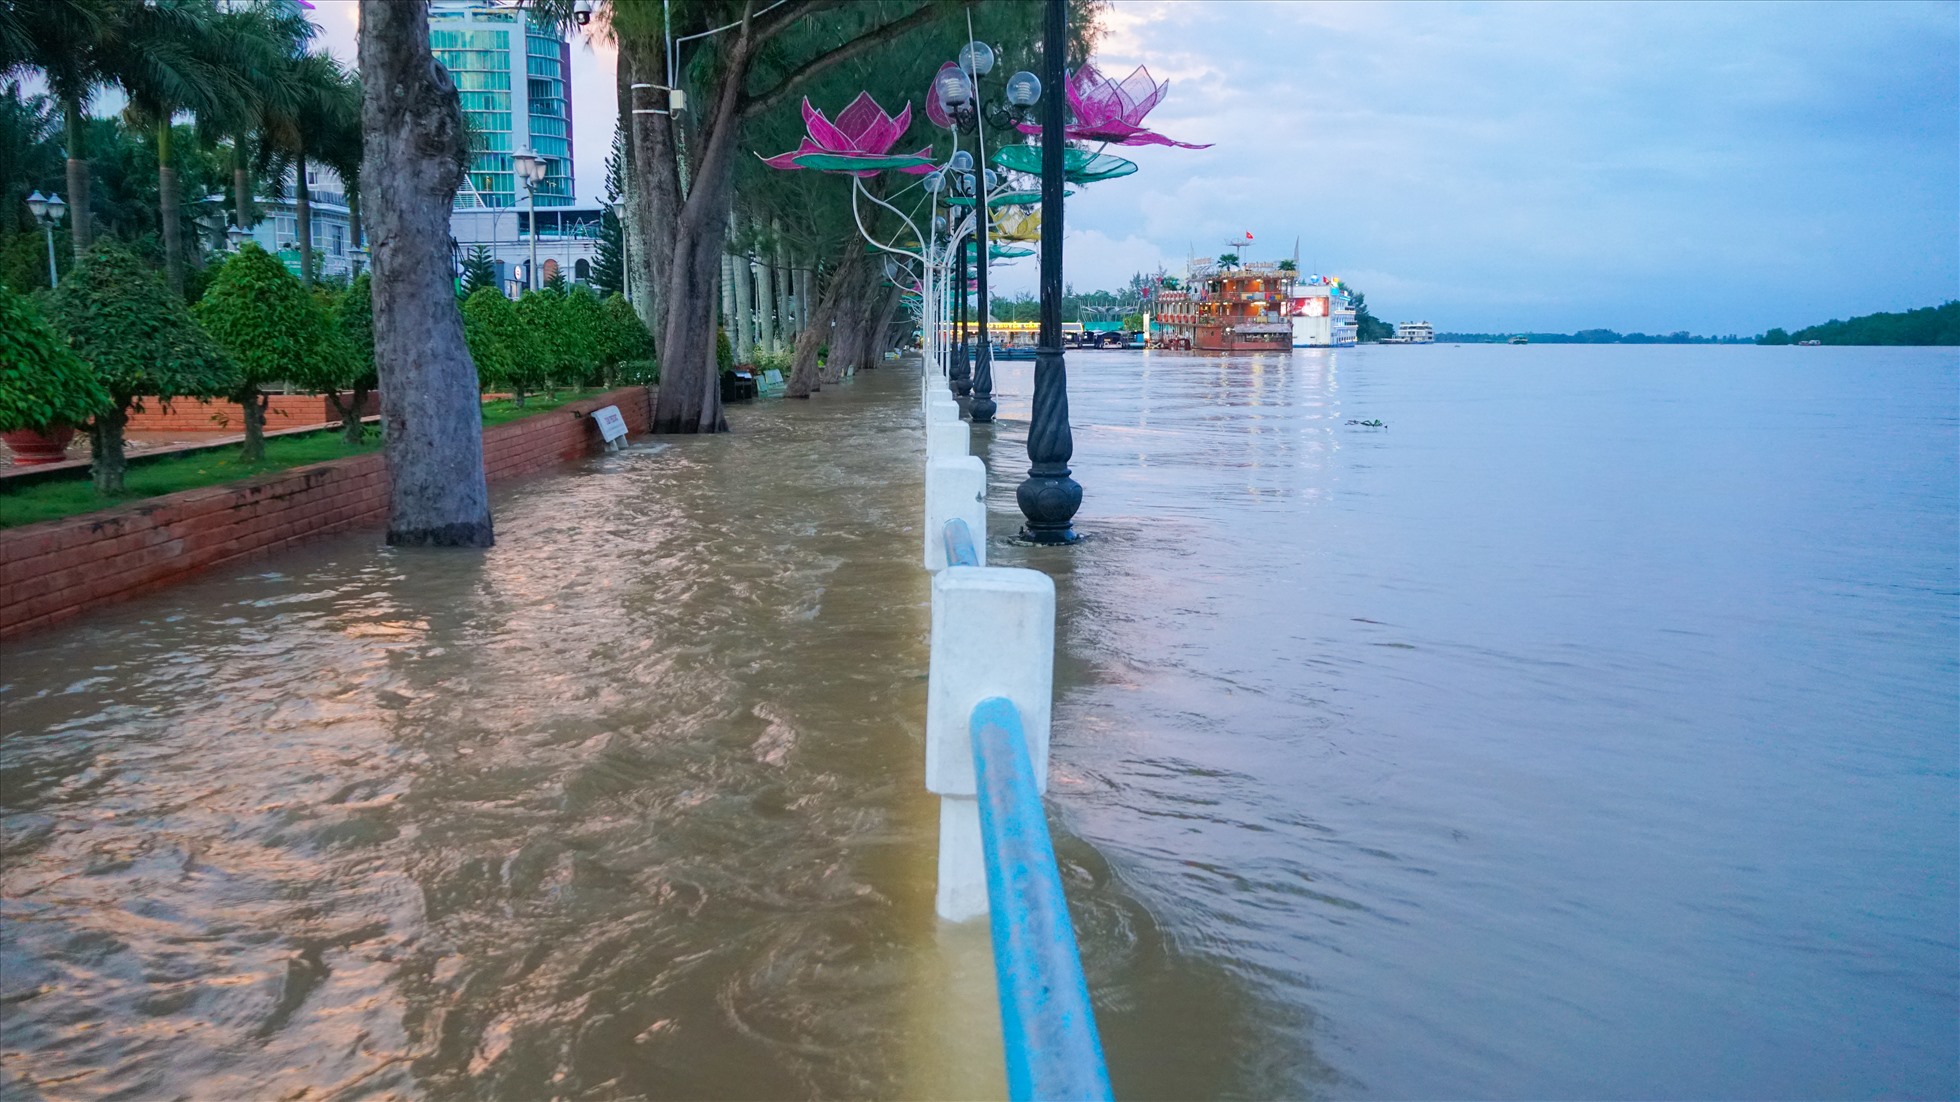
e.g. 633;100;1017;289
560;285;605;384
195;242;330;461
319;273;379;441
0;282;111;434
513;290;568;400
46;241;238;493
598;294;654;385
462;287;537;404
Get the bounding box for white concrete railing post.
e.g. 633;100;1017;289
924;455;986;571
925;567;1055;921
927;415;970;461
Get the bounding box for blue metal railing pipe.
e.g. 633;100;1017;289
944;517;979;567
969;695;1114;1102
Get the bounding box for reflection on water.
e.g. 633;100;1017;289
985;345;1958;1100
5;347;1954;1100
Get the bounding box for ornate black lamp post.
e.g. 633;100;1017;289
1016;0;1082;543
950;204;971;396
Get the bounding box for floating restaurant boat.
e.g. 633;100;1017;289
1288;275;1358;347
1153;256;1295;352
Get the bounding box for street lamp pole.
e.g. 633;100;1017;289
952;226;970;396
515;150;547;292
970;158;996;422
26;191;66;289
1016;0;1082;543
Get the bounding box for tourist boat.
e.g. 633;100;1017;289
1509;335;1528;345
1288;275;1358;347
1395;321;1435;343
1153;257;1295;352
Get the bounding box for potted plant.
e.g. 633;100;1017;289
0;283;111;465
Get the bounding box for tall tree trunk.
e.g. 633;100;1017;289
360;0;494;548
232;138;254;230
868;284;903;362
719;248;737;359
619;38;674;343
89;404;128;494
772;245;787;339
295;150;314;287
652;188;732;432
157;122;185;296
795;266;813;342
773;233;792;347
650;24;758;435
786;251;861;398
755;239;777;357
62;95;91;257
731;238;754;362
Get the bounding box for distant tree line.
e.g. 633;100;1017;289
1758;302;1959;346
1436;330;1753;344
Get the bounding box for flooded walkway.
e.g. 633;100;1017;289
0;370;1031;1100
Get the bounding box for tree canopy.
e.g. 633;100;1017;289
1765;301;1960;346
47;239;235;406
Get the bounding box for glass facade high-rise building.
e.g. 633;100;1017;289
430;0;574;208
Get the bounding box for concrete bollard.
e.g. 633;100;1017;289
927;416;970;460
929;395;961;423
926;566;1055;921
924;455;986;571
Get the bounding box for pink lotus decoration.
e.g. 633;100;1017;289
1018;64;1211;149
761;93;936;177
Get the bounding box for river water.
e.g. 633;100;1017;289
2;346;1955;1100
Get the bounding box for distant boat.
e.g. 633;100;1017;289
1509;335;1528;345
1797;339;1822;346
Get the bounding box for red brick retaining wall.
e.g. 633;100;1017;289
123;392;381;433
0;387;652;640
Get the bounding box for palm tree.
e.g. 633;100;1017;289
201;0;314;237
200;1;311;233
6;0;119;258
258;50;358;286
110;0;237;294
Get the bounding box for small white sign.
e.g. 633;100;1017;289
762;369;784;387
590;404;628;444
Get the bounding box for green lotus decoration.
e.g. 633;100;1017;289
945;189;1056;208
992;145;1138;184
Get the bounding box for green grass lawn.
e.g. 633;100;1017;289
479;389;604;427
0;390;608;529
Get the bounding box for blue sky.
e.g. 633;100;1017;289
310;0;1958;334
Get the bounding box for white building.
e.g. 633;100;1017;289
234;164;360;281
451;203;604;297
1288;276;1358;347
434;0;598;295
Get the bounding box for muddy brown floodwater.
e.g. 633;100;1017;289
0;366;1264;1102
